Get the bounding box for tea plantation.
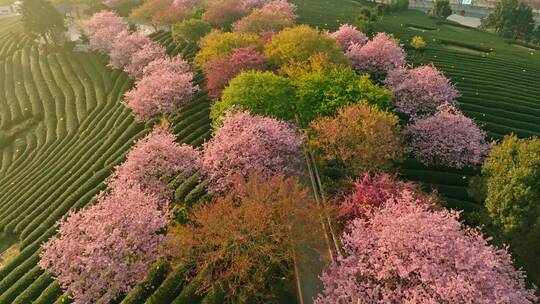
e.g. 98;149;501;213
293;0;540;218
0;18;211;303
1;0;540;301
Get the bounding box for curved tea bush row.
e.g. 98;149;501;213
0;20;212;302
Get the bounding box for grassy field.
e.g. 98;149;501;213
292;0;540;219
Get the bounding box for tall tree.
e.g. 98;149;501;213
20;0;66;44
482;0;535;40
430;0;452;19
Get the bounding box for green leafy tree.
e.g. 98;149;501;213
211;71;296;126
481;134;540;284
172;18;211;45
533;26;540;45
20;0;66;45
355;8;378;35
294;67;394;126
430;0;452;20
263;25;347;69
194;30;262;68
482;0;535;40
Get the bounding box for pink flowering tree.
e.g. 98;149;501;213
385;65;460;117
232;7;295;34
205;45;267;100
142;55;192;77
123;61;198;121
405;105;490;168
202;0;249;30
316;190;538;304
329;24;368;51
202;111;302;192
173;0;201;9
262;0;297;20
85;11;129;53
39;186;169;304
241;0;269;10
337;173;430;224
107;126;201;201
124;42;166;79
346;32;406;76
102;0;120;7
109;31;153;69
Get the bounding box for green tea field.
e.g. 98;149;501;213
1;0;540;301
0;18;211;303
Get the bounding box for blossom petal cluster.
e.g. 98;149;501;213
123;62;198;121
385;65;460;117
205;45;267;99
316;190;538;304
39;186;169;304
142;56;193;77
232;7;295;34
202;111;302;192
85;10;129;53
85;10;199;121
329;24;368;51
173;0;201;9
346;32;406;75
405;104;490;168
241;0;269;10
107;126;201;201
124;42;167;79
108;31;154;69
338;173;426;223
262;0;297;20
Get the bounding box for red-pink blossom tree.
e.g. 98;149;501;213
124;41;166;79
109;31;153;69
202;111;302;192
202;0;248;30
316;190;538;304
142;55;192;77
262;0;297;20
232;8;295;34
385;65;460;117
39;186;169;304
346;32;406;76
241;0;269;10
329;24;368;51
173;0;201;9
123;62;198;121
337;173;429;224
107;126;201;201
405;105;490;168
85;11;129;53
205;45;267;100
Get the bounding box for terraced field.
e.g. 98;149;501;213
292;0;540;219
0;19;211;303
2;1;540;301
